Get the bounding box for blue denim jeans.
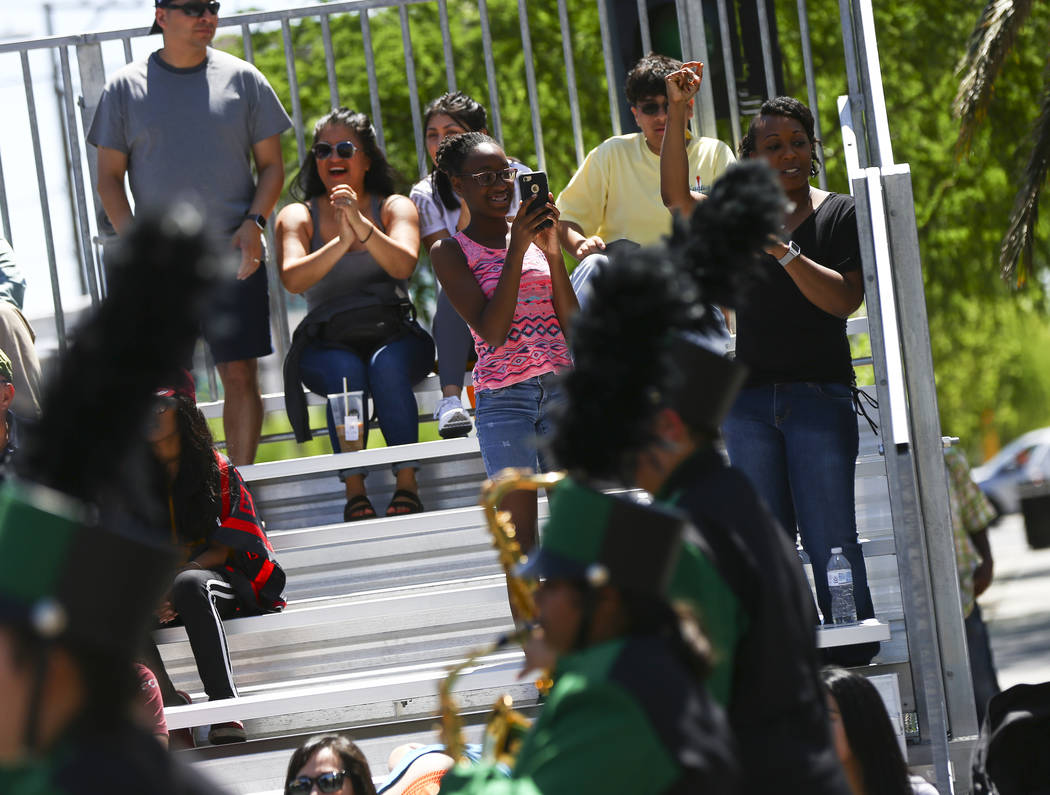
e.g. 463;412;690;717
475;372;562;476
722;382;875;624
299;326;435;478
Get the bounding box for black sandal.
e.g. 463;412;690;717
386;489;424;517
344;494;376;522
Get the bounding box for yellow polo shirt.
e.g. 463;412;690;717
557;132;735;247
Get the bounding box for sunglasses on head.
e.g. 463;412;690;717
286;770;348;795
455;167;516;187
313;140;357;160
162;1;220;17
635;100;669;116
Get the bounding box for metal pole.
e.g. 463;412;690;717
596;0;622;137
557;0;585;167
754;0;776;99
281;18;307;164
715;0;741;151
360;10;386;151
58;47;100;306
320;13;340;109
477;0;504;145
21;51;66;352
677;0;717;138
636;0;652;55
397;5;426;179
437;0;456;92
516;0;546;173
796;0;827;189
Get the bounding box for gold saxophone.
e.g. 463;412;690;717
438;467;564;764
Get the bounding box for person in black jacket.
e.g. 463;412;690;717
144;370;285;746
549;161;851;795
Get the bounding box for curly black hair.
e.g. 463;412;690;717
289;107;401;202
667;158;787;313
432;131;499;212
624;52;682;105
424;92;490;213
549;160;784;482
549;245;698;482
739;95;822;177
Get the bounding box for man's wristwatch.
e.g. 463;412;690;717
245;213;267;231
778;239;800;267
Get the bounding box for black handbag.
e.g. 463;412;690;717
317;300;414;354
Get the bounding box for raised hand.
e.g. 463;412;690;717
666;60;704;103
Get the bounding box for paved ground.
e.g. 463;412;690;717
979;513;1050;690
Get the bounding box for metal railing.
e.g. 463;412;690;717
0;0;829;359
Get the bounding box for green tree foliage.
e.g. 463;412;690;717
775;0;1050;459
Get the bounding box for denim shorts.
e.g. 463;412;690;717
474;372;563;477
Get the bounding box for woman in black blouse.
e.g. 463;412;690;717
662;70;876;663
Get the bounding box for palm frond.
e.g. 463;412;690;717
1001;71;1050;285
953;0;1035;155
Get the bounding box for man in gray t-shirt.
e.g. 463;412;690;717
88;0;291;467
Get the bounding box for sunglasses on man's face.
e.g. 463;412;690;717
163;1;220;17
635;100;669;116
455;167;516;187
313;141;357;160
286;770;348;795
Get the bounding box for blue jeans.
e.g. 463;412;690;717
299;327;434;478
475;372;563;476
722;382;875;624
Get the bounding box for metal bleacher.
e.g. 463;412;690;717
158;316;901;794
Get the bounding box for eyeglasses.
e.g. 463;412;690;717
312;141;357;160
162;1;220;17
286;770;348;795
635;100;669;116
455;167;516;186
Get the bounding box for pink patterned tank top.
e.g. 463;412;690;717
453;231;573;391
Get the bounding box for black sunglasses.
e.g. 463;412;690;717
455;167;516;187
635;100;669;116
313;140;357;160
162;1;220;17
286;770;348;795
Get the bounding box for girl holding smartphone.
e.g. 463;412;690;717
411;92;531;438
429;132;576;551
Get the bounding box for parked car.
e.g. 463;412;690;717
973;427;1050;516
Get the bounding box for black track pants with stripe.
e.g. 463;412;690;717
146;568;242;704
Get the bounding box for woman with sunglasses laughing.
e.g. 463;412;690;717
284;734;378;795
277;108;434;522
430;132;576;568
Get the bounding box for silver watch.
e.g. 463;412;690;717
778;240;800;267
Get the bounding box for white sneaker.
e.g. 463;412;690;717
435;395;472;438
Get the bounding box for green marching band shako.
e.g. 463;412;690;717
517;478;687;598
0;478;174;652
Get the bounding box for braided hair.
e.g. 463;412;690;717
433;131;498;211
739;96;822;177
289;107;400;202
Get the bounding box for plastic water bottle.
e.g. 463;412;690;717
827;547;857;625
